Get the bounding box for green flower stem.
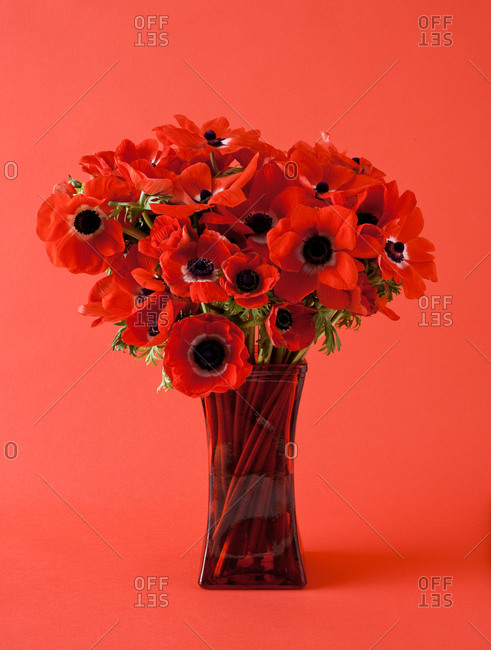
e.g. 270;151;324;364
123;227;145;240
270;346;286;364
210;152;219;175
257;324;272;364
142;211;154;230
247;326;256;361
289;345;312;364
330;310;343;325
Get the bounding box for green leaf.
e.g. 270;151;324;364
214;165;244;178
111;325;139;357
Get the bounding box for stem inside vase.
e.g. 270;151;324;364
199;363;307;589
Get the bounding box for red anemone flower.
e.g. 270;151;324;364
37;193;125;274
220;252;279;308
267;204;359;303
160;230;238;302
138;214;189;259
79;137;162;177
150;154;258;220
163;313;252;397
206;161;293;258
265;303;316;351
78;245;164;326
77;275;130;327
380;205;437;299
117;160;174;196
315;272;399;319
153;115;263;157
121;292;180;347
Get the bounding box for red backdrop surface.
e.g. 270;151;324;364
1;1;490;648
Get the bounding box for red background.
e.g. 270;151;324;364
1;1;490;648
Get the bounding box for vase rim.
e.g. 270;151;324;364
246;362;307;381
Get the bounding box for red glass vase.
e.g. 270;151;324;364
199;363;307;589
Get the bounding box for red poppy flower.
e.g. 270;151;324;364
83;175;139;218
267;204;359;302
206;161;292;258
153;115;263;158
80;137;161;177
316;272;399;319
53;180;77;196
78;275;128;327
117;160;174;196
163;313;252;397
199;208;252;249
121;292;178;347
289;142;357;197
265;303;316;351
220;252;279;308
150;154;258;220
37;193;125;275
78;245;164;326
160;230;238;302
379;204;437;299
316;135;386;183
138;214;189;259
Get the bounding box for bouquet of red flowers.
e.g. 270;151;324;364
37;115;437;398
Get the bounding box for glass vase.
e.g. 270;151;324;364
199;363;307;589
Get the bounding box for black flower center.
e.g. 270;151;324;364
203;130;224;147
193;339;225;371
148;323;160;337
245;212;273;235
384;240;405;263
134;287;155;308
303;235;332;265
74;209;101;235
275;308;293;331
187;258;215;277
352;157;360;165
199;189;212;203
357;211;378;226
315;181;329;194
236;269;260;292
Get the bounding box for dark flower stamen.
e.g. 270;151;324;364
193;339;225;371
74;209;101;235
203;129;224;147
303;235;333;265
357;211;378;226
352;157;360;165
236;269;260;293
275;308;293;332
384;240;405;263
245;212;273;235
199;189;212;203
148;324;160;337
315;181;329;194
187;258;215;277
134;287;155;308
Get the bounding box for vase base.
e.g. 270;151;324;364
199;575;307;589
199;555;307;589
